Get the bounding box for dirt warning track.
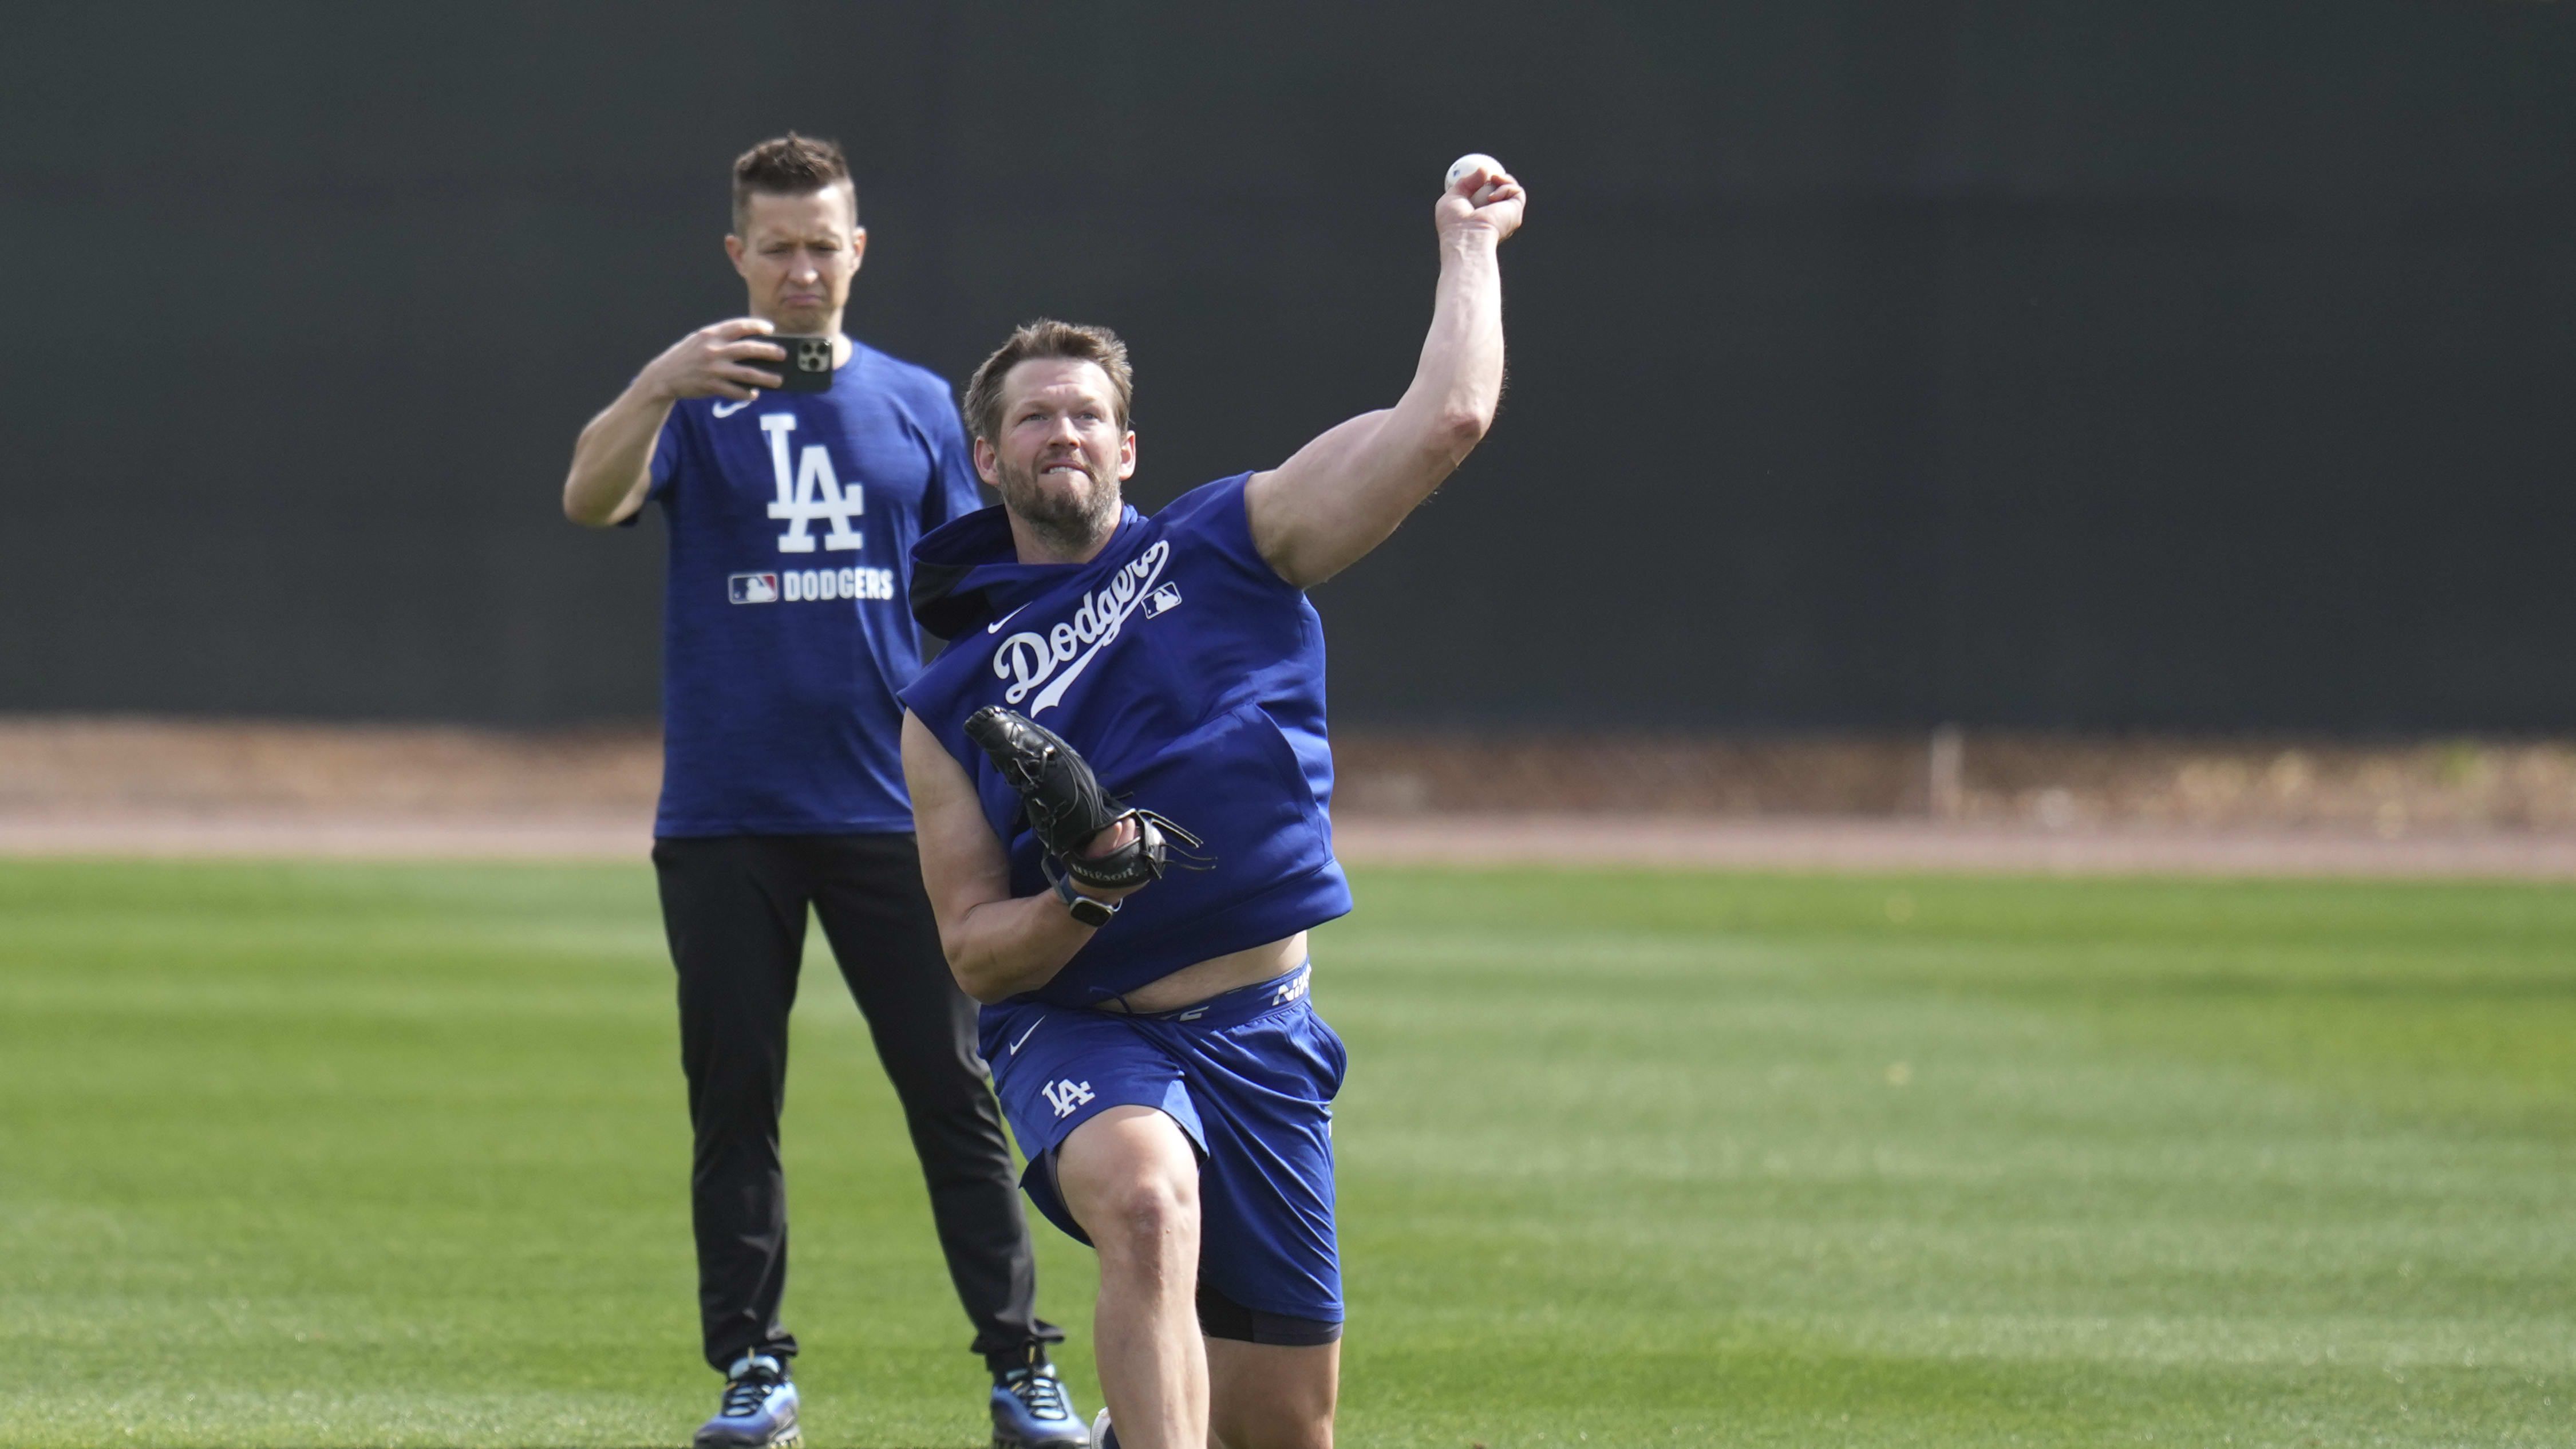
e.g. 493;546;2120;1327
6;811;2576;881
6;717;2576;878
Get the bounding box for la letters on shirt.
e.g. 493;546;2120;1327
641;339;985;837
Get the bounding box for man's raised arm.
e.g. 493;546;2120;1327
562;318;788;527
1244;159;1526;587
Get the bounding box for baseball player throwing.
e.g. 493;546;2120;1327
901;157;1525;1449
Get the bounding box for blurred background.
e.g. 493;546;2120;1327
5;0;2576;842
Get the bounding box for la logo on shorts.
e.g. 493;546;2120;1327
1042;1079;1096;1119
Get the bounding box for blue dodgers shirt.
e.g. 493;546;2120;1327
642;338;985;838
899;474;1354;1007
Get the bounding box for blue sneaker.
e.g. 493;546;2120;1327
696;1353;800;1448
990;1359;1088;1448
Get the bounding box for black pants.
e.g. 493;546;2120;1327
653;831;1058;1372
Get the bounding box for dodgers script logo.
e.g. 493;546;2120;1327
990;540;1175;714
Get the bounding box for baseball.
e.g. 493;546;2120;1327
1445;152;1504;203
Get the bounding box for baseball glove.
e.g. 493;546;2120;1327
963;705;1209;892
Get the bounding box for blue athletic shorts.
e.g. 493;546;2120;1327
979;964;1348;1326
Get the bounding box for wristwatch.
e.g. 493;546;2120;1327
1052;870;1120;928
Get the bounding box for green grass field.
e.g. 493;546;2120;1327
1;859;2570;1448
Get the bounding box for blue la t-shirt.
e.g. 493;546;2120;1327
641;337;985;837
899;474;1354;1007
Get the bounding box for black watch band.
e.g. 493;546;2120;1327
1052;870;1119;928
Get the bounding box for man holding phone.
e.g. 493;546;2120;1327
563;134;1086;1449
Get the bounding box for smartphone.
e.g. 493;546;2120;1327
771;334;836;393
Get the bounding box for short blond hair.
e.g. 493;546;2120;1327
962;319;1134;444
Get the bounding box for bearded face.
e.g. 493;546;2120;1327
974;357;1138;562
993;445;1123;554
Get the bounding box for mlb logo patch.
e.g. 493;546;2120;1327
728;573;780;605
1140;583;1184;618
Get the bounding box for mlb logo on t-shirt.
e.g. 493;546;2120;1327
1141;583;1183;618
728;573;780;605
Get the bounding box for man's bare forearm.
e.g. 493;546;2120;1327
942;892;1103;1003
565;318;791;527
1388;232;1506;457
562;380;672;527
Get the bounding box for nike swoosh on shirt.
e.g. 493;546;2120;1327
987;603;1032;634
712;398;753;418
1008;1021;1044;1056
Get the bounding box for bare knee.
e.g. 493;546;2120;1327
1089;1168;1197;1257
1055;1106;1203;1272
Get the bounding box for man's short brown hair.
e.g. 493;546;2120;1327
962;320;1135;444
731;133;855;232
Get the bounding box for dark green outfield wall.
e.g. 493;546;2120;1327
5;2;2572;730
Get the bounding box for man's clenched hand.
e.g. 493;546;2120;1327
1433;157;1526;248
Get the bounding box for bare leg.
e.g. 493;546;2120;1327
1056;1105;1207;1449
1206;1338;1338;1449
